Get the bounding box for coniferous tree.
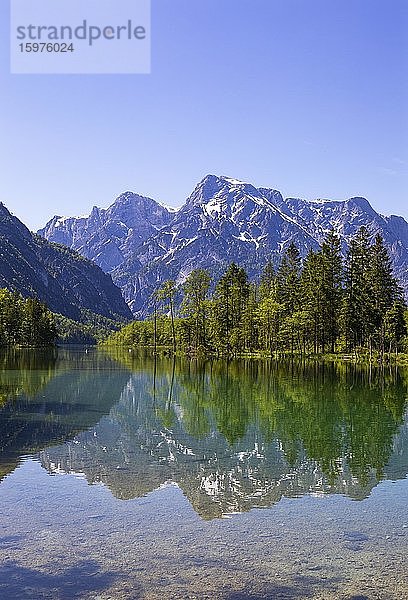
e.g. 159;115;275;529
210;263;250;354
368;234;401;352
384;301;407;355
277;242;301;352
276;242;301;313
0;289;56;347
0;290;23;345
300;249;323;353
181;269;211;352
242;283;259;351
320;231;343;352
342;227;372;351
257;296;284;354
257;260;283;353
21;297;57;346
259;260;276;300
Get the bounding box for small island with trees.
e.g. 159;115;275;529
103;227;408;361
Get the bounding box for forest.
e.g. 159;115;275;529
0;291;124;347
104;227;408;359
0;289;57;347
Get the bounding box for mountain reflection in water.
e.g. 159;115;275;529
1;349;407;519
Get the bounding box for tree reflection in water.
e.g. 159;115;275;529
36;351;408;518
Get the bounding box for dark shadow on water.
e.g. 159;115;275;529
0;559;143;599
0;535;25;548
225;587;313;600
224;573;343;600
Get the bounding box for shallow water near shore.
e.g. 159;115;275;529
0;348;407;599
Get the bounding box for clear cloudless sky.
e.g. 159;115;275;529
0;0;407;230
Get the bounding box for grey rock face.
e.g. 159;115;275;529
38;192;174;273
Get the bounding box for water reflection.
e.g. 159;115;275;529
3;350;400;519
0;349;129;480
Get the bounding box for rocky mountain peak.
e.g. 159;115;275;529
184;175;274;223
185;174;227;206
346;196;378;215
38;190;175;273
0;201;32;241
37;175;408;315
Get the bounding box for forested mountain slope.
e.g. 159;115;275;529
0;202;132;322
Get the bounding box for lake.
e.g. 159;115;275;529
0;348;407;599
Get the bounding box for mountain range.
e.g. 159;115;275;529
38;175;408;316
0;202;132;322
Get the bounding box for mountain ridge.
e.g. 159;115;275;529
37;175;408;315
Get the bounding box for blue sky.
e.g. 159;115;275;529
0;0;407;230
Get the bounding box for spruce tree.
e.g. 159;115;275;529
276;242;301;353
276;242;301;312
320;230;343;352
368;234;400;349
181;269;211;352
342;227;372;350
259;260;276;300
300;249;323;353
242;283;259;351
384;300;407;355
211;263;249;354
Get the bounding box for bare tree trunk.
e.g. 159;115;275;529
154;300;157;354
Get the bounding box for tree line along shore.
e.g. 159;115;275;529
1;226;407;360
103;227;408;361
0;290;56;347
